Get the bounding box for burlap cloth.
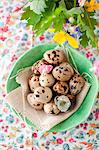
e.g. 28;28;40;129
6;68;90;131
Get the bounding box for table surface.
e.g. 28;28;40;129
0;1;99;150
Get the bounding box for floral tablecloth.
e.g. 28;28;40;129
0;0;99;150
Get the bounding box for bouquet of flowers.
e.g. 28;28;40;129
21;0;99;48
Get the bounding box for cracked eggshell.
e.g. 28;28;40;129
54;95;71;112
44;101;60;115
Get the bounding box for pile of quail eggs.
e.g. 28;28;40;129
27;49;85;115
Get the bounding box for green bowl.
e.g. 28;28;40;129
6;43;98;132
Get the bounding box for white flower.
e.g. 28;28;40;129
78;0;86;7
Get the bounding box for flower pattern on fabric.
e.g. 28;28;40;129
0;0;98;150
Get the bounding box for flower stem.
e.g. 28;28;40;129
74;0;76;7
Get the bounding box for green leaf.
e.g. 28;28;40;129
35;14;53;35
34;2;56;35
21;7;41;27
64;0;74;10
54;6;63;15
36;19;52;35
21;7;30;20
21;0;97;46
45;0;56;11
35;4;65;35
30;0;47;14
63;7;82;18
80;32;89;47
86;27;94;41
77;12;97;47
67;7;82;15
59;0;66;8
54;11;65;31
27;14;41;27
83;12;97;47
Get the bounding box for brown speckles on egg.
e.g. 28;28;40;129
35;95;39;97
63;86;67;91
36;104;40;106
34;86;52;103
53;81;68;95
29;75;33;80
56;55;59;57
27;93;43;110
31;60;41;75
59;70;62;74
52;58;54;61
52;62;74;81
69;74;85;95
58;76;60;79
73;86;76;89
63;73;66;75
40;73;55;87
48;54;50;58
34;78;36;81
44;49;66;64
60;67;63;69
56;50;60;52
74;80;78;83
29;75;40;92
52;51;56;55
65;69;68;71
71;85;74;89
42;90;45;93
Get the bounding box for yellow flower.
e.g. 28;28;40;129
48;28;55;32
85;0;99;12
53;31;67;44
53;31;79;48
65;33;79;48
